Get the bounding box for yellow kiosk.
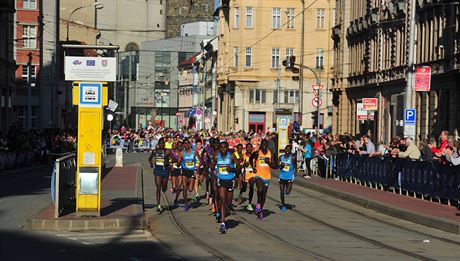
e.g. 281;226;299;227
277;116;290;155
72;81;108;216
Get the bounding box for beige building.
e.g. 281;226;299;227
332;0;460;143
216;0;334;132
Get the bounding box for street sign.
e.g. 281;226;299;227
79;82;102;108
311;97;323;107
414;66;431;92
362;98;378;110
65;56;116;82
312;84;324;91
357;103;367;120
404;109;416;125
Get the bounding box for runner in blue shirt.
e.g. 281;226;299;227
278;144;297;213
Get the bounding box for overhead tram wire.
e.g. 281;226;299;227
222;0;320;68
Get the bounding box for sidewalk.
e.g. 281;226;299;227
28;165;146;231
295;176;460;234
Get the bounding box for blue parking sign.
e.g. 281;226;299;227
404;109;416;125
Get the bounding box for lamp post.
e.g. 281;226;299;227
66;2;104;41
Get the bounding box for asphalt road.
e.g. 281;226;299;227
2;152;460;260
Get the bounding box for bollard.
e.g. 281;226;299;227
115;148;123;167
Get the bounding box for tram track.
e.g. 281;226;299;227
289;177;460;247
162;193;234;261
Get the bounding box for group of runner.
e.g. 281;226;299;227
148;134;297;234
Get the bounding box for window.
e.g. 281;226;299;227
21;65;36;87
271;48;280;68
22;0;37;9
233;47;239;67
274;90;280;104
250;90;266;104
245;47;252;68
283;90;300;104
17;106;38;129
286;8;295;29
234;7;240;28
316;48;324;68
22;25;36;48
316;8;325;29
246;7;253;28
272;8;281;29
286;48;294;62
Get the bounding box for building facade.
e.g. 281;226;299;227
96;0;166;51
122;35;210;129
216;0;334;133
165;0;214;39
0;0;16;132
332;0;460;143
13;0;41;129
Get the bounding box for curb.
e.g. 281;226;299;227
27;165;147;232
294;178;460;235
27;216;147;231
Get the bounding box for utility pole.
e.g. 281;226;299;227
316;67;323;137
300;0;305;125
27;52;33;130
274;60;281;129
404;0;417;139
38;1;44;128
211;55;216;129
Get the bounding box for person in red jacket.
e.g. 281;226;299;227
429;131;449;156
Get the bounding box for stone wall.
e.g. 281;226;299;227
165;0;214;39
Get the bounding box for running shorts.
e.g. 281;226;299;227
217;179;234;192
279;178;294;185
181;169;196;178
255;176;270;187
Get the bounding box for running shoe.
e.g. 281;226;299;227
211;205;216;214
169;188;174;194
156;204;163;213
215;212;220;222
257;211;264;220
246;204;254;212
173;200;178;207
184;203;190;212
281;206;287;213
219;223;227;234
195;194;201;203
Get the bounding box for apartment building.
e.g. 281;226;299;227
332;0;460;142
216;0;334;132
0;0;15;131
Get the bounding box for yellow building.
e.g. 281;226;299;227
216;0;334;132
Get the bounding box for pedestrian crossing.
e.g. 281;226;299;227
44;230;157;245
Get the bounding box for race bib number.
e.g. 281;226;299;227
259;158;268;167
196;159;200;167
246;166;253;172
155;159;164;166
173;162;179;169
283;165;290;171
218;165;229;175
185;161;194;168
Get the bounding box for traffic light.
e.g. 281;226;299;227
282;55;296;70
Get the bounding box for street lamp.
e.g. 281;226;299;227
66;2;104;41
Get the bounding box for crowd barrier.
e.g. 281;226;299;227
106;138;153;152
0;151;35;172
330;153;460;204
51;153;76;218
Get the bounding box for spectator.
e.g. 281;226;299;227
443;140;460;166
420;138;435;161
395;137;421;160
429;130;449;156
360;135;375;155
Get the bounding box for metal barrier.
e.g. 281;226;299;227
53;153;77;218
332;152;460;204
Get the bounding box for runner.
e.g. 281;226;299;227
194;139;205;203
148;137;170;213
177;139;196;211
278;144;297;213
212;141;238;233
205;138;220;215
240;143;256;212
252;139;277;220
233;143;244;204
168;141;182;198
